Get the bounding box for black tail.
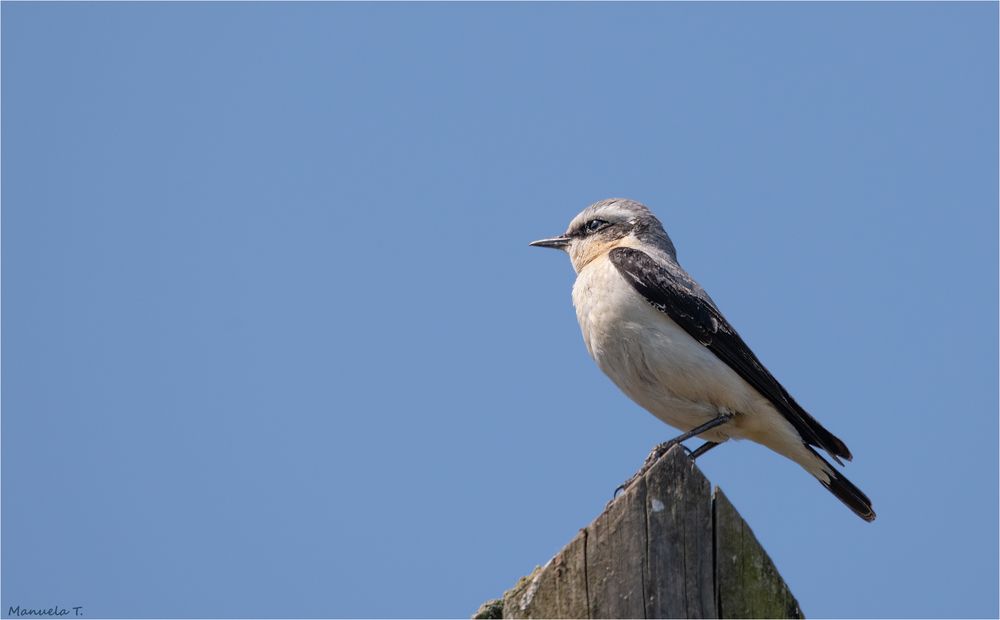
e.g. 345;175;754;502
807;446;876;522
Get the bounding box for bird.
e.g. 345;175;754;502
530;198;875;522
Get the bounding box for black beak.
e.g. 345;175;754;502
529;236;571;250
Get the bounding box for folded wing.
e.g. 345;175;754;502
608;246;852;463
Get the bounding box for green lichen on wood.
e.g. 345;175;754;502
472;598;503;619
714;488;804;619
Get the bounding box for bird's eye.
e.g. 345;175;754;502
585;219;608;233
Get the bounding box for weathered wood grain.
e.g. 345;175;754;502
714;488;804;619
482;447;803;619
644;447;716;619
585;475;648;618
503;529;589;619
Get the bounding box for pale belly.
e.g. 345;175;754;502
571;257;764;443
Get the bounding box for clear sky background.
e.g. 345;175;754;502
2;3;997;619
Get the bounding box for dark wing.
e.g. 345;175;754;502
609;246;852;463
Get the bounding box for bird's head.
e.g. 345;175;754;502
530;198;677;272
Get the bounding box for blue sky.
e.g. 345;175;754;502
2;3;997;618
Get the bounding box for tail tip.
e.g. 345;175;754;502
821;469;876;523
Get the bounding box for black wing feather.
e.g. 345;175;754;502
609;246;852;463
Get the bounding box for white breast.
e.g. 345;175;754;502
571;255;761;441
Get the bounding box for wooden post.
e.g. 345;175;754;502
474;446;804;619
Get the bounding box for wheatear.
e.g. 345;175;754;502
531;198;875;522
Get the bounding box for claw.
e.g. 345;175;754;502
609;414;733;506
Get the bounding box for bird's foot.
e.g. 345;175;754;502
644;439;681;467
608;440;681;507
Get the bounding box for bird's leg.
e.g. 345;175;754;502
612;412;732;501
690;441;720;459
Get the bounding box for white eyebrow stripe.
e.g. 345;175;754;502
567;204;638;232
